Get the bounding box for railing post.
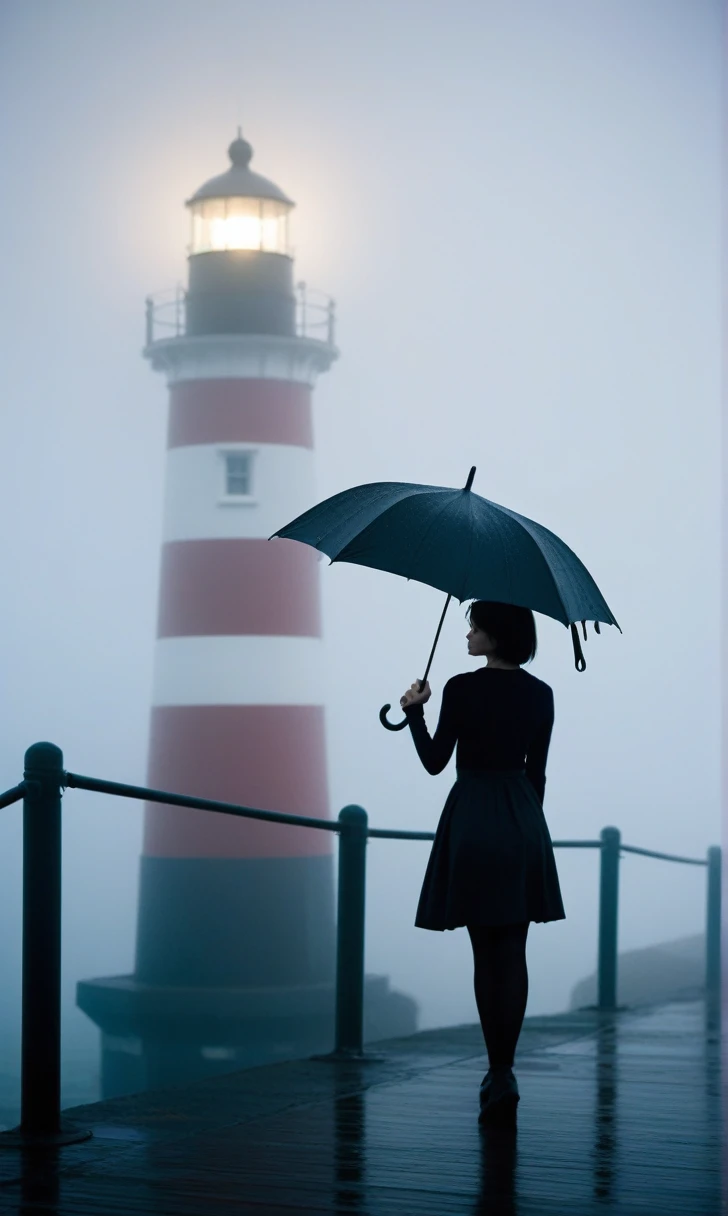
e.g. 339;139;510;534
296;280;307;338
334;805;368;1055
327;298;336;347
705;845;721;1001
22;742;64;1137
175;285;184;336
0;744;90;1148
598;826;621;1010
145;296;154;346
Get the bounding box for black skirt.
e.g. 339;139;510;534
415;768;566;931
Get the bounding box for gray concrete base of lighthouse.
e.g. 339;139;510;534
77;973;419;1100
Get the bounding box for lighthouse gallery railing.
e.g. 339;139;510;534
144;282;336;347
0;740;721;1145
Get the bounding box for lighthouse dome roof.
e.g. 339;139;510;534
187;134;293;207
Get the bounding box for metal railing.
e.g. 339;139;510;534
144;281;336;347
0;740;721;1147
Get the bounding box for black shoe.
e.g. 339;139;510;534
478;1068;519;1125
478;1069;493;1109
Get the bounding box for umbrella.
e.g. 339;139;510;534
269;466;620;730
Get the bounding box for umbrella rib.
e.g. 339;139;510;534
461;492;477;603
531;525;607;626
494;506;576;626
465;497;515;607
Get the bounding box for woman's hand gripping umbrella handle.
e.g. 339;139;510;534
379;678;427;731
379;593;452;730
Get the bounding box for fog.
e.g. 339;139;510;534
0;0;721;1110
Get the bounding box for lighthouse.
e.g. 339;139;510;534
78;133;416;1098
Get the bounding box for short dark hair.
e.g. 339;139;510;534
466;600;537;666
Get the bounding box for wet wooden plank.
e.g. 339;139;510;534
0;999;721;1214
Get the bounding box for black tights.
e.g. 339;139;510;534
467;921;530;1071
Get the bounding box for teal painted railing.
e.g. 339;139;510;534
0;741;721;1146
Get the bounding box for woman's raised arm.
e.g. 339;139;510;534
402;677;459;775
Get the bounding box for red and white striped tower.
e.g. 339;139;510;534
78;134;416;1098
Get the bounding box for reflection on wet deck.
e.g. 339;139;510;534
0;998;722;1214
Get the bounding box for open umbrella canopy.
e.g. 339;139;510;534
270;467;620;723
270;469;620;632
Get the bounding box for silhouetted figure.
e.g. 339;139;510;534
401;600;565;1125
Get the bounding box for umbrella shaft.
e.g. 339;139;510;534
421;594;453;688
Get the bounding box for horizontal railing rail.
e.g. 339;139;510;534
0;783;27;809
619;843;709;866
64;771;342;833
3;768;711;869
68;776;711;860
0;742;721;1151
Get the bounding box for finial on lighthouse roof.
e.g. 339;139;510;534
228;128;253;168
187;130;293;207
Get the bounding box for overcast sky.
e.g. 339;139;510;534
0;0;722;1104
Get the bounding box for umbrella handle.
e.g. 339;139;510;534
379;677;427;731
379;703;410;731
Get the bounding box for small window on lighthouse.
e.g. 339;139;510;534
222;451;255;499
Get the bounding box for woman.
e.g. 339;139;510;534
400;599;565;1126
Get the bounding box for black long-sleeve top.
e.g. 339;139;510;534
403;667;555;805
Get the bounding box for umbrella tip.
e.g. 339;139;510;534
464;466;476;491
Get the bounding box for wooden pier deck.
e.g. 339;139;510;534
0;997;722;1215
